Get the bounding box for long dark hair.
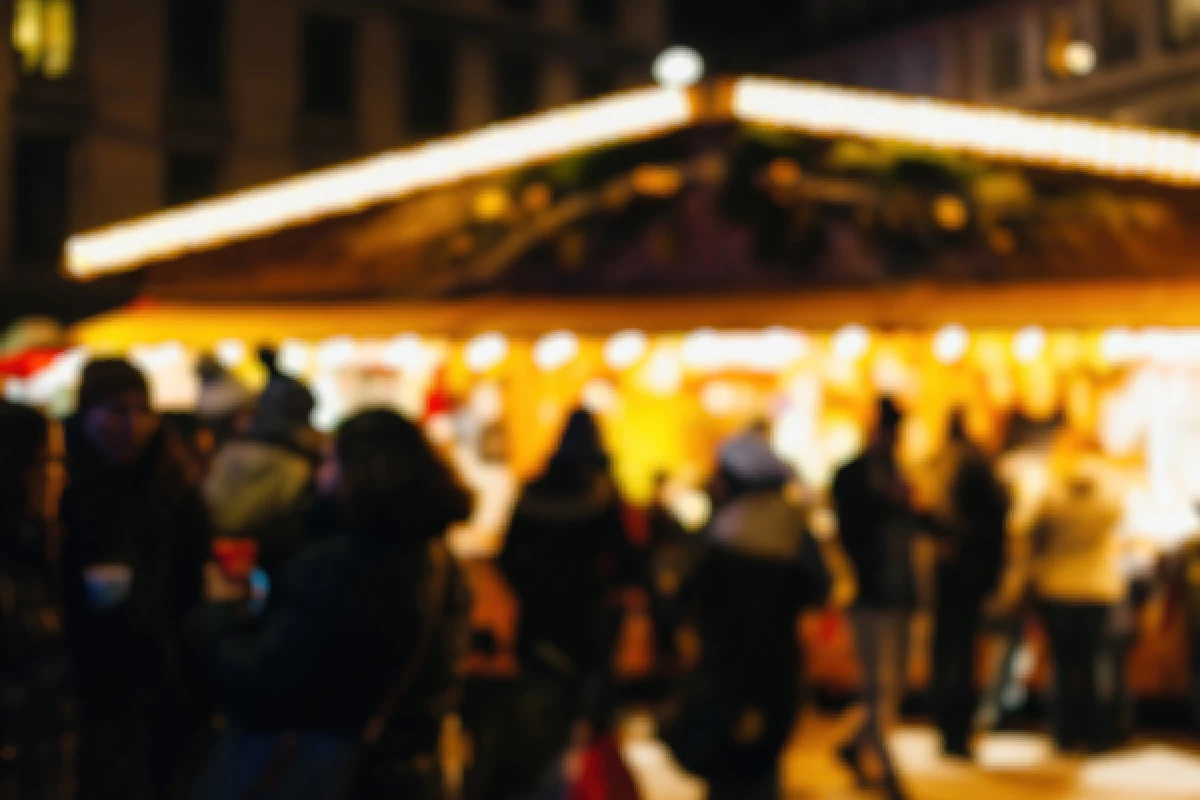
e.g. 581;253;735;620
336;409;471;540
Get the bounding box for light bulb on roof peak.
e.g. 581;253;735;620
653;46;705;89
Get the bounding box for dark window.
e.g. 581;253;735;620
167;0;225;101
1166;0;1200;47
1162;104;1200;131
989;24;1024;93
494;52;539;119
578;0;617;30
406;36;455;136
497;0;539;14
1099;0;1140;65
578;67;615;98
165;151;220;206
12;133;71;269
302;13;356;117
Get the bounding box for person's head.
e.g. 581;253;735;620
0;401;48;527
333;408;471;540
872;395;904;455
251;346;316;447
77;358;158;466
548;408;609;472
716;430;793;498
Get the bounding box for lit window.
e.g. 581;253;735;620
1167;0;1200;46
12;0;76;80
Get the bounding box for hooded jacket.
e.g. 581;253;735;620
204;438;315;575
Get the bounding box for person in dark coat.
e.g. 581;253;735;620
926;410;1009;758
59;359;211;800
663;431;830;800
832;396;917;800
491;409;642;797
203;347;320;579
190;409;472;799
0;402;75;800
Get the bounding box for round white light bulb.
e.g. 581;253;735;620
1063;41;1097;77
933;325;969;365
533;331;579;372
604;330;648;370
464;332;508;374
653;46;705;89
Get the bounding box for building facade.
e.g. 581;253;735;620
788;0;1200;128
0;0;666;324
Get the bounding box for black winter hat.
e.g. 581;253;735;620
77;358;149;413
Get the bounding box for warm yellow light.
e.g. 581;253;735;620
681;328;723;371
832;325;870;362
66;87;694;277
653;46;705;89
473;188;511;221
1013;326;1046;363
316;336;356;369
752;327;809;371
700;381;739;417
465;332;508;374
933;324;969;364
631;165;684;197
768;158;803;188
933;194;968;231
581;378;620;414
215;338;246;369
278;339;310;377
1063;41;1097;77
605;330;648;370
382;333;424;369
732;77;1200;186
641;346;683;395
533;331;579;372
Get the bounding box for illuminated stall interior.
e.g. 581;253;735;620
47;78;1200;548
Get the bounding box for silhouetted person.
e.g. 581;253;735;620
663;431;830;800
203;347;320;579
1031;450;1125;753
1;402;75;800
832;397;916;800
495;409;642;796
926;410;1008;758
60;359;210;799
190;409;472;798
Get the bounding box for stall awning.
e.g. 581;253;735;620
64;77;1200;314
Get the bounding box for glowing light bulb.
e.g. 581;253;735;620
653;46;705;89
1013;326;1046;364
933;325;969;365
533;331;579;372
700;381;739;417
382;333;424;369
278;340;310;377
581;379;620;415
215;338;246;369
1063;41;1097;77
682;328;724;371
752;327;809;371
316;336;356;369
604;330;648;370
464;333;508;374
832;325;870;362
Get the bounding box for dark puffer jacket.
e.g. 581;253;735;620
189;531;471;798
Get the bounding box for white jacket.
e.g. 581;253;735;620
1031;463;1126;604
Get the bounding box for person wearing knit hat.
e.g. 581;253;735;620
60;359;211;799
660;425;829;800
195;355;253;440
202;346;319;579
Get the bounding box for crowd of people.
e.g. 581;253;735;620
0;349;1197;800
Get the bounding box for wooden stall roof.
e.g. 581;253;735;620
64;77;1200;324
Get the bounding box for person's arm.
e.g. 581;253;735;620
199;552;352;723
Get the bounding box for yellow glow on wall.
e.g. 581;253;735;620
13;0;75;79
65;87;694;278
733;77;1200;185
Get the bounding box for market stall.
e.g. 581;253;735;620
58;77;1200;701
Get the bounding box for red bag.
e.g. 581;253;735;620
567;734;641;800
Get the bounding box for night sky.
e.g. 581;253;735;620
670;0;809;72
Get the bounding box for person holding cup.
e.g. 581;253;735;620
60;358;211;800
